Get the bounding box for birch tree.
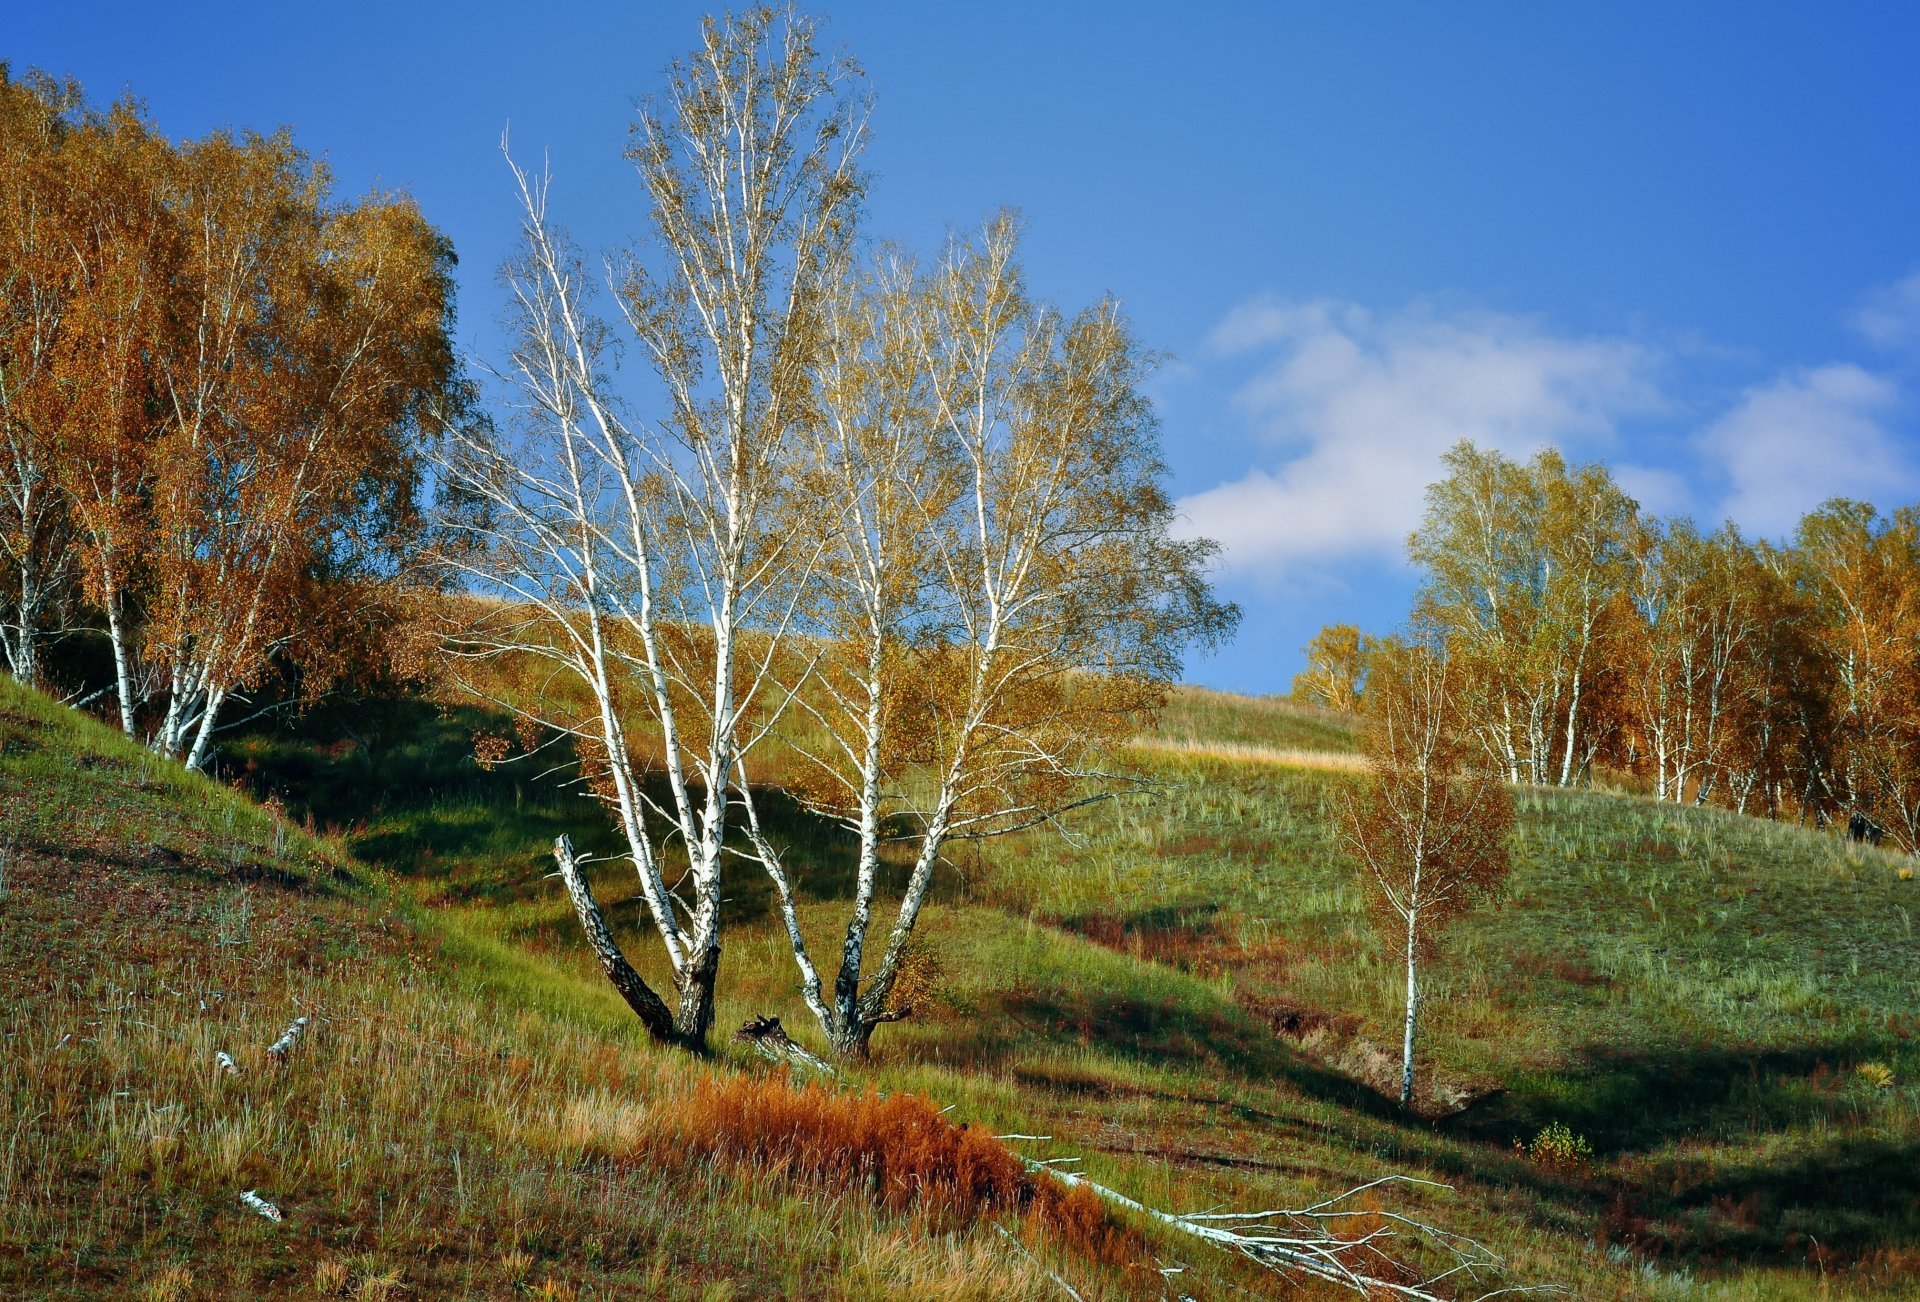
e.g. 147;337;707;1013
1717;542;1822;819
434;5;866;1051
141;131;457;768
1291;623;1374;711
46;100;174;732
1344;638;1512;1109
1409;441;1635;786
741;217;1237;1060
2;65;458;753
1537;457;1636;785
1621;520;1772;804
0;70;82;686
1795;500;1920;848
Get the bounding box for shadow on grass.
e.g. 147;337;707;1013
986;982;1413;1125
1627;1131;1920;1262
1411;1036;1920;1268
1441;1038;1896;1155
222;692;968;921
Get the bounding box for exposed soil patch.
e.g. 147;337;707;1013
1053;907;1504;1118
1235;990;1497;1120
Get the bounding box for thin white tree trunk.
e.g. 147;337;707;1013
1558;661;1584;787
105;584;138;736
1400;916;1419;1109
2;568;39;685
183;684;227;772
551;835;679;1042
832;634;889;1049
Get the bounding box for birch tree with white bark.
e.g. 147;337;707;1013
1344;638;1512;1110
1409;441;1635;787
46;100;173;734
1622;518;1771;805
0;71;82;687
141;132;456;770
740;216;1237;1060
1795;500;1920;848
433;5;866;1050
0;72;457;751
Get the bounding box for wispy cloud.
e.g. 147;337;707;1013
1851;270;1920;350
1176;298;1664;571
1700;362;1911;537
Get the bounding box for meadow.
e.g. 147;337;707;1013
5;671;1919;1298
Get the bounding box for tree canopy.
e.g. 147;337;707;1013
0;66;463;766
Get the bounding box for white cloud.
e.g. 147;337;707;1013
1700;363;1911;537
1612;463;1692;517
1176;297;1664;570
1851;271;1920;350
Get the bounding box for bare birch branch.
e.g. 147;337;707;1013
1011;1146;1538;1301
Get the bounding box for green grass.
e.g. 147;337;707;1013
15;676;1920;1297
0;680;1146;1299
981;747;1920;1281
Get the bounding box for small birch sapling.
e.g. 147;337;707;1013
1343;639;1513;1110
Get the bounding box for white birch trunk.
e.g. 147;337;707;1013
105;586;139;737
1400;918;1419;1109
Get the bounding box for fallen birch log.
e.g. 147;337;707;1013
238;1189;283;1222
266;1016;309;1061
733;1016;836;1075
1010;1149;1537;1301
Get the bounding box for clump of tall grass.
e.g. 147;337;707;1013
1522;1122;1594;1169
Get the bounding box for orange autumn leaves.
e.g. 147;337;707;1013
1401;441;1920;850
0;69;461;764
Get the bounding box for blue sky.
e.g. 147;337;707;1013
14;2;1920;693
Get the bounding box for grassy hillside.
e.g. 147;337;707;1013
0;681;1158;1299
10;675;1920;1297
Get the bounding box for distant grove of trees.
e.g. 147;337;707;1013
1304;439;1920;851
0;68;463;768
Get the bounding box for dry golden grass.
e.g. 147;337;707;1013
1128;734;1370;772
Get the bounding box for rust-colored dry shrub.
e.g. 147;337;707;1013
650;1076;1142;1268
1030;1181;1138;1267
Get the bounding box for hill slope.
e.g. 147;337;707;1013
8;677;1920;1297
0;680;1153;1299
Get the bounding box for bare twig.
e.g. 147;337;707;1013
992;1222;1084;1300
